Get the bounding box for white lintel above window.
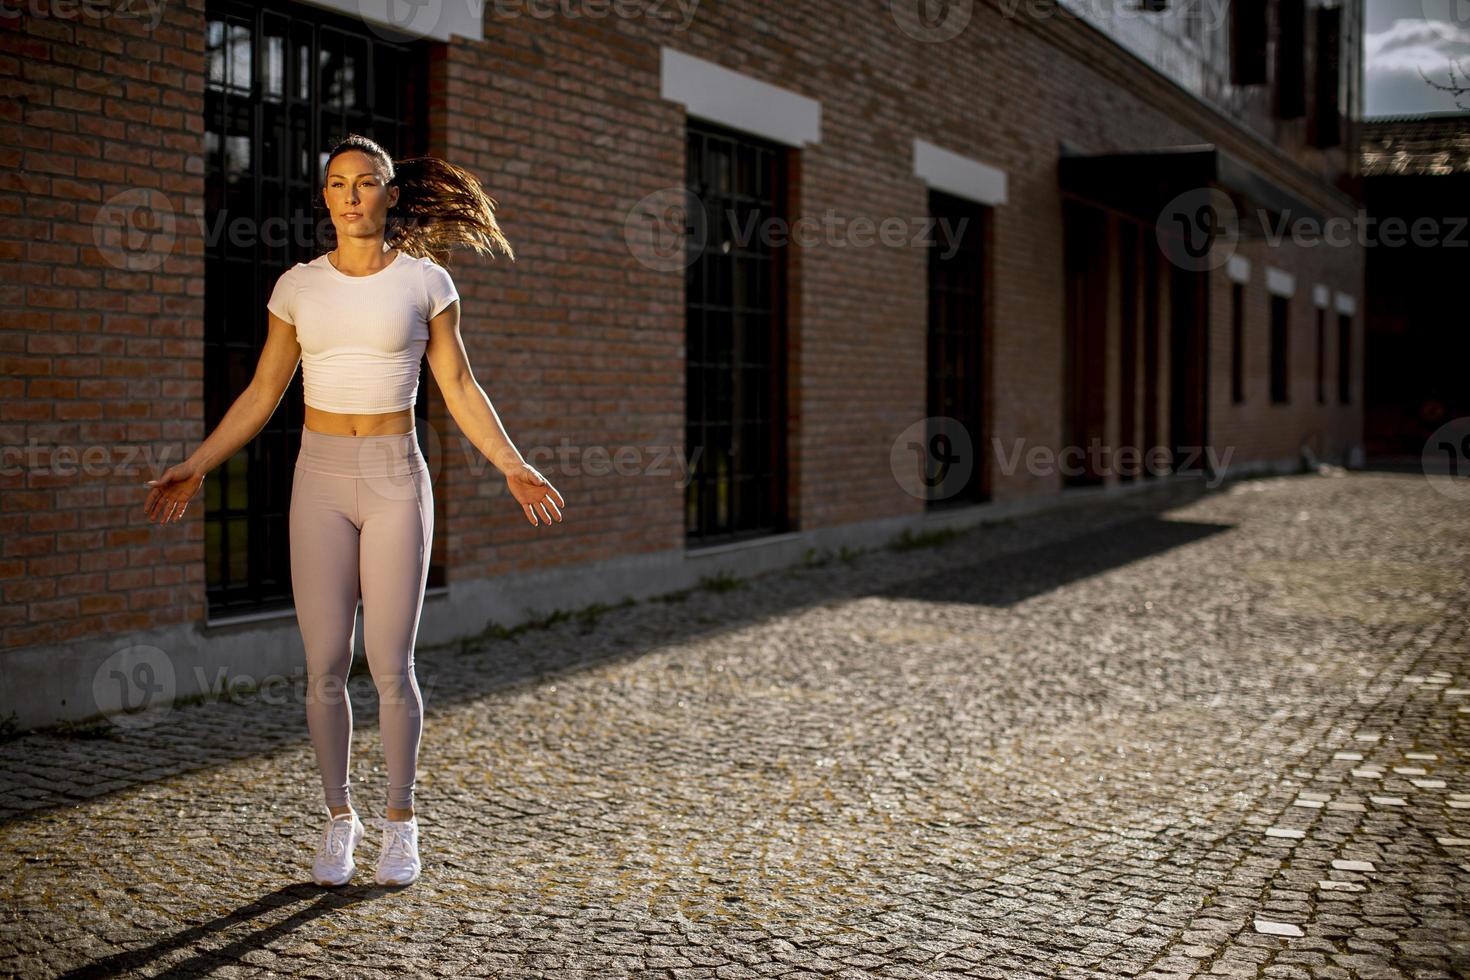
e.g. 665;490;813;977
293;0;485;42
1334;292;1356;316
1312;284;1330;308
661;47;822;147
912;139;1008;206
1265;266;1295;297
1227;255;1251;283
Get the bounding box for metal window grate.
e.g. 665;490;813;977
926;190;990;506
203;0;434;616
684;119;790;544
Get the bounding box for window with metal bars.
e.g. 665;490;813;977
1231;0;1268;86
1270;294;1290;404
1312;5;1343;147
203;0;435;617
926;190;990;505
1276;0;1307;118
1231;282;1245;404
684;119;790;545
1316;305;1326;404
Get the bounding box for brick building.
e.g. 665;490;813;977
1;0;1366;730
1358;111;1470;461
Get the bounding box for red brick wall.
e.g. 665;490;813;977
0;0;1363;653
1;0;208;649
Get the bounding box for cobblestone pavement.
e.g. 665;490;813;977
1;470;1467;979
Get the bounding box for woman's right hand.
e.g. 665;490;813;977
144;461;205;525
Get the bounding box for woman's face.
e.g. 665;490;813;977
322;150;400;245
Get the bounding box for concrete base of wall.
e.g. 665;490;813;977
0;462;1313;735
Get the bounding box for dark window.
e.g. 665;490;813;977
204;0;433;617
1311;5;1342;146
1315;305;1326;404
1141;245;1161;478
1062;201;1109;487
1276;0;1307;117
926;190;990;506
1270;294;1290;404
1337;312;1351;404
1231;282;1245;404
1118;219;1140;481
685;119;790;545
1232;0;1268;85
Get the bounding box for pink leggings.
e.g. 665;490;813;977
289;427;432;811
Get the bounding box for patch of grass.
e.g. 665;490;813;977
887;525;962;552
698;570;748;593
454;596;639;654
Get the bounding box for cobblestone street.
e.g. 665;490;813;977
1;470;1466;979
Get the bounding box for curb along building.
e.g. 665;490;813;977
1;0;1366;730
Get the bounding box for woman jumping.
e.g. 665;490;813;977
142;133;565;887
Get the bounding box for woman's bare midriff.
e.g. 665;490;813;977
304;405;415;437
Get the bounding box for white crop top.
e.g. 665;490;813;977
266;250;459;414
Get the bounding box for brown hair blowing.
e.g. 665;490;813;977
323;132;515;269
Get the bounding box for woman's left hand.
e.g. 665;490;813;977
505;463;565;526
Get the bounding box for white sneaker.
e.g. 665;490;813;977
311;808;364;886
372;815;421;886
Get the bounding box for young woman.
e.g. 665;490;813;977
142;134;566;887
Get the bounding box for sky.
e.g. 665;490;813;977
1364;0;1470;115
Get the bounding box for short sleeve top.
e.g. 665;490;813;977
266;250;459;414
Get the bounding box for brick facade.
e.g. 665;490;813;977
0;0;1363;726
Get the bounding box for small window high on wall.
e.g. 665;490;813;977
1312;5;1343;147
1270;295;1291;404
1275;0;1307;118
1232;0;1268;86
